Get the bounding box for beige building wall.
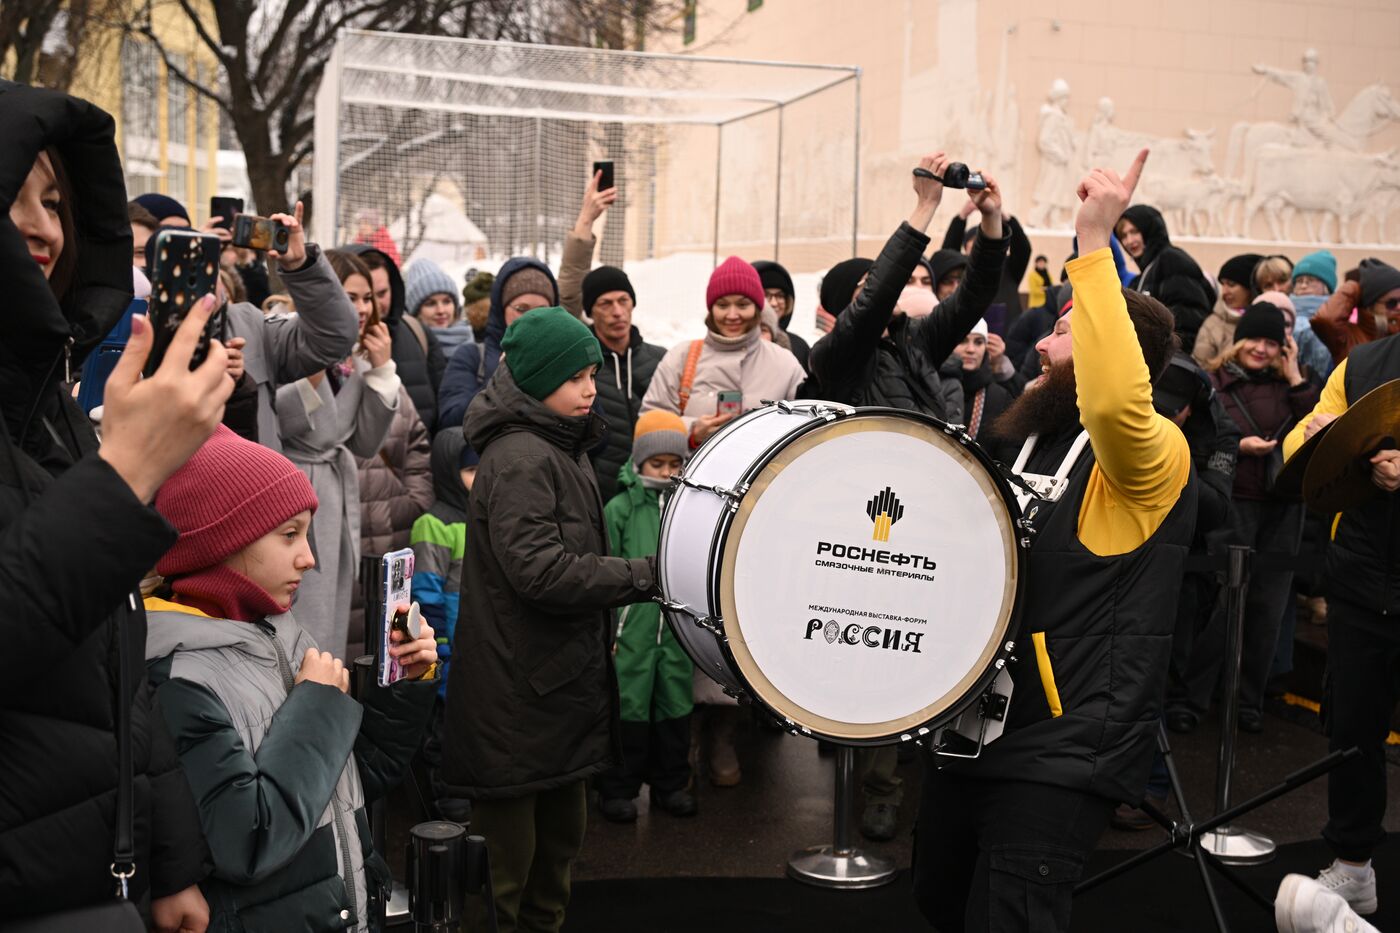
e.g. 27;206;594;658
656;0;1400;283
67;1;222;224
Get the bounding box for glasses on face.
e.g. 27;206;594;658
508;302;545;316
764;290;788;305
1385;297;1400;312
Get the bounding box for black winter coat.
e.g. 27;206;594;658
590;326;666;501
940;213;1032;320
0;81;209;918
344;244;446;432
811;221;1008;420
443;363;657;799
1211;363;1319;501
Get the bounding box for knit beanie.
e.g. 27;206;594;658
462;270;494;306
134;192;189;225
155;425;319;576
970;318;988;337
632;410;690;467
1218;253;1263;287
1257;290;1296;319
405;258;461;319
1291;251;1337;293
1359;259;1400;309
929;249;969;286
1233;302;1287;346
582;265;635;315
819;257;873;313
751;260;796;302
500;266;557;308
706;256;765;311
500;306;603;400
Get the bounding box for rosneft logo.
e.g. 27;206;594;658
866;487;904;542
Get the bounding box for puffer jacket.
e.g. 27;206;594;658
1136;246;1216;353
349;389;434;645
146;602;435;932
437;257;561;434
0;80;209;920
591;326;666;500
1211;362;1319;501
810;220;1008;421
1194;305;1243;367
357;388;434;558
344;244;446;432
443;363;657;799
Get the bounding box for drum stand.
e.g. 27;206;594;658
1075;546;1358;931
787;746;898;889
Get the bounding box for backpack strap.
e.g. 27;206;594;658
401;313;430;357
677;340;704;416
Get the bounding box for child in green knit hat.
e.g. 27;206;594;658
443;304;658;930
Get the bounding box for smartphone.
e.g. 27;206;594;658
984;303;1008;337
231;214;291;253
592;159;615;191
145;230;223;377
378;548;417;687
717;390;743;417
209;196;244;231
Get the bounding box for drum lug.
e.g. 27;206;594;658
942;422;973;445
773;400;849;421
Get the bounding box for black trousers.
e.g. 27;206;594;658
912;766;1114;933
1323;601;1400;861
594;715;692;800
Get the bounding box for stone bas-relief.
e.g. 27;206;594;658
1026;50;1400;244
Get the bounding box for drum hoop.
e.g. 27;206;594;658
715;410;1024;743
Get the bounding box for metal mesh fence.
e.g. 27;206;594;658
312;30;859;284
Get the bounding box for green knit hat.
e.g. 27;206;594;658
501;306;603;401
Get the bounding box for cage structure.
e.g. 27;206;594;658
312;30;860;282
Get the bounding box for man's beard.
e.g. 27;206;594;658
987;358;1081;445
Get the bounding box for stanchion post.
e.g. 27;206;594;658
406;821;466;933
1200;544;1276;865
787;745;896;888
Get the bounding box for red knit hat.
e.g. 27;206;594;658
155;425;319;576
706;256;764;312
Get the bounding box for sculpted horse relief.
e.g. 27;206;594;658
1244;145;1400;243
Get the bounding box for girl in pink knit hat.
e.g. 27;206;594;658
143;425;439;932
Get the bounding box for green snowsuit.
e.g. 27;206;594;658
596;462;694;800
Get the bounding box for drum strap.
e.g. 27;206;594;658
1010;430;1091;511
677;339;705;415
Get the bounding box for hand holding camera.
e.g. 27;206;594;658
262;200;308;271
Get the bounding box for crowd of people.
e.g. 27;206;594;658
4;75;1400;933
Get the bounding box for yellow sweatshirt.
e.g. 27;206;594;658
1283;359;1348;461
1066;249;1192;556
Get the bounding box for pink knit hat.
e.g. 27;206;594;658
706;256;765;311
155;425;319;576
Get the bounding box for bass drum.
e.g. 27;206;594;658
657;402;1025;746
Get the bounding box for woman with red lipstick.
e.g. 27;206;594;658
276;249;401;657
1201;302;1319;734
145;425;438;932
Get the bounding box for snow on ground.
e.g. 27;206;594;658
428;250;824;351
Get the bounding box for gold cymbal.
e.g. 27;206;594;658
1303;378;1400;515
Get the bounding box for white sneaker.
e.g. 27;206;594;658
1314;861;1378;915
1276;874;1380;933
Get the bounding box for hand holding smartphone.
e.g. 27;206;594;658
145;230;224;377
717;390;743;417
378;548;418;686
592;160;615;191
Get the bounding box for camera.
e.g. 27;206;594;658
231;214;292;253
940;162;987;191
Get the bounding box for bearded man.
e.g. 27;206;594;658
911;150;1198;933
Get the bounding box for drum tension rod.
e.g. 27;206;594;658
674;476;750;509
654;597;725;637
772;400;847;421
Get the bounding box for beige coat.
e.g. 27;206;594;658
640;326;805;430
1193;305;1242;368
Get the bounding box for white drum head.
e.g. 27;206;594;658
718;414;1018;742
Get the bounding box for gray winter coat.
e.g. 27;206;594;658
145;603;435;932
225;244;360;452
278;359;399;656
